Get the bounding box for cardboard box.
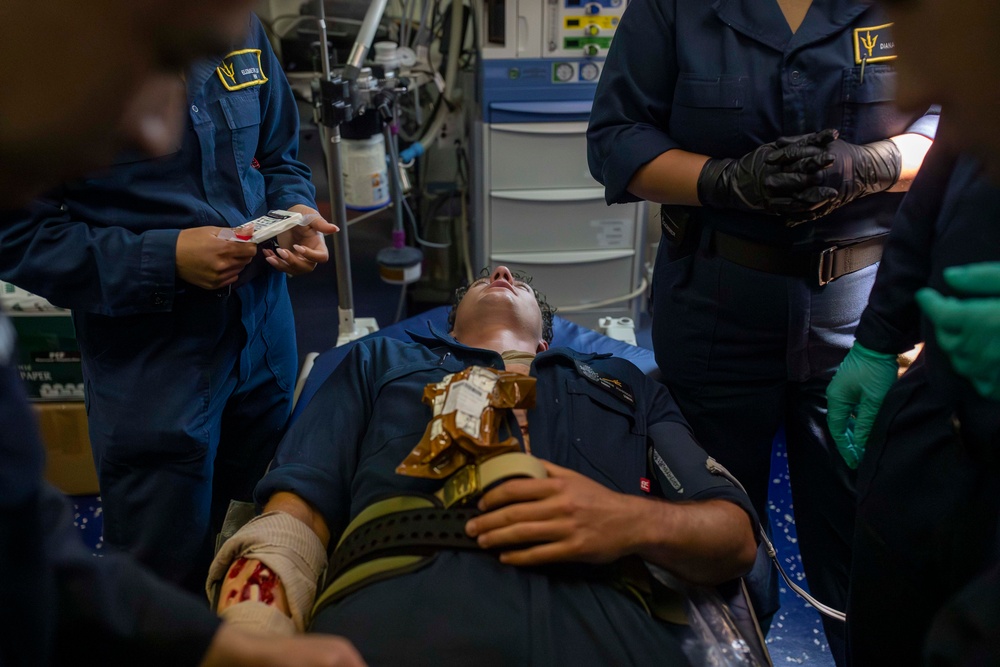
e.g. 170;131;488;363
9;312;84;401
33;402;100;496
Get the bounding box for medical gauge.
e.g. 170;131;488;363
224;210;306;243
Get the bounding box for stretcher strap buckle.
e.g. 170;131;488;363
438;463;480;508
435;452;547;508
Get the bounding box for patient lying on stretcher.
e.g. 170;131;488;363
206;266;761;665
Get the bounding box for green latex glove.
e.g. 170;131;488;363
826;342;900;468
916;262;1000;401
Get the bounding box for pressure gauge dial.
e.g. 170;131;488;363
554;62;575;82
580;62;600;81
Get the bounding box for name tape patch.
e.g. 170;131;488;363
217;49;268;91
853;23;897;64
652;449;683;494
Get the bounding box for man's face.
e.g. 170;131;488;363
452;266;548;351
886;0;1000;176
0;0;254;206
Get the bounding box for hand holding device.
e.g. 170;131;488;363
176;226;258;290
260;204;339;276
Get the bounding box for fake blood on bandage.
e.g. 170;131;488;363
227;556;280;605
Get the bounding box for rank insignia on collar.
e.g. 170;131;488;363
853;23;897;65
573;360;635;405
217;49;268;91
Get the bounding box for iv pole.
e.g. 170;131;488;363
315;0;389;345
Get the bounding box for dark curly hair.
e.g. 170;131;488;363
447;268;556;344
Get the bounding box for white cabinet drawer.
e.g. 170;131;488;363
490;189;636;252
488;122;598;190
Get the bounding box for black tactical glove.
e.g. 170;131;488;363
770;128;903;226
696;133;837;215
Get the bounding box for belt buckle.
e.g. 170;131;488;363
816;246;837;287
439;463;480;508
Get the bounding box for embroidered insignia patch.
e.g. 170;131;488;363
573;359;635;405
217;49;268;91
853;23;897;64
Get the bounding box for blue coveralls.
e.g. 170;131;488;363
0;311;222;667
257;327;760;665
0;15;315;592
586;1;938;659
847;148;1000;665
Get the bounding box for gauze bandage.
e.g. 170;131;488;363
207;511;327;633
219;600;296;636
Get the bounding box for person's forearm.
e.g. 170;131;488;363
886;133;933;192
626;148;708;205
264;491;332;550
629;497;757;586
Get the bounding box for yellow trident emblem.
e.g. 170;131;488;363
860;31;878;58
219;61;237;84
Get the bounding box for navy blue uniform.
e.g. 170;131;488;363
587;1;938;658
848;148;1000;665
0;311;222;666
0;15;314;592
257;327;758;665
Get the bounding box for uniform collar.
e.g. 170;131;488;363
406;323;610;366
187;59;220;100
712;0;874;53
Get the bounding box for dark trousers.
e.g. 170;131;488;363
80;286;297;593
652;232;867;666
848;357;1000;666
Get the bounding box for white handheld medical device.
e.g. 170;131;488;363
225;210;306;243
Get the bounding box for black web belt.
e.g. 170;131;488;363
326;505;481;584
310;495;690;628
714;230;887;286
661;212;887;286
310;496;486;619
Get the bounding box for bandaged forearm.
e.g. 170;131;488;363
218;600;296;636
206;510;327;632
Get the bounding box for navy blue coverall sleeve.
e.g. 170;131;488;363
852;143;958;354
586;0;680;205
0;198;180;315
43;483;223;666
256;339;380;539
1;314;220;667
0;15;313;317
251;17;316;213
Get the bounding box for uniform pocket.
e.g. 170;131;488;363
671;74;746;156
839;65;909;143
221;91;266;213
565;376;645;494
